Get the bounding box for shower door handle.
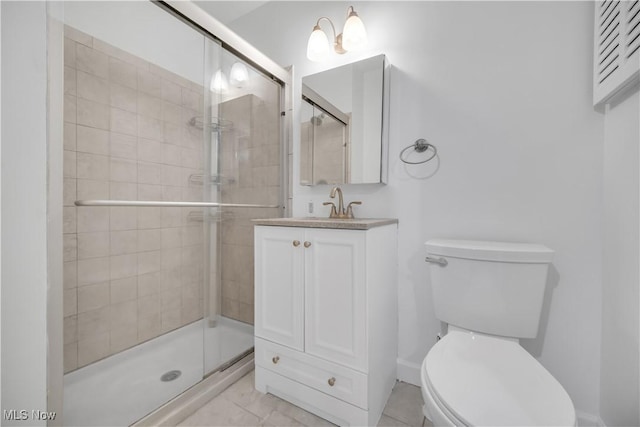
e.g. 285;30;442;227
425;256;448;266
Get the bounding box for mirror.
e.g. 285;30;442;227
300;54;389;185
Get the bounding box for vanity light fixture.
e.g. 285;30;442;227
306;6;367;62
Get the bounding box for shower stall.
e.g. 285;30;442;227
55;2;289;425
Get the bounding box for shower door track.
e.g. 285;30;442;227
75;200;280;208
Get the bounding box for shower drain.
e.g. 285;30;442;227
160;370;182;382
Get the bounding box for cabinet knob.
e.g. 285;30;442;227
328;377;336;387
292;240;300;247
304;241;311;248
272;356;280;364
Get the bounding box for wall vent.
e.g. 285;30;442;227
593;1;640;108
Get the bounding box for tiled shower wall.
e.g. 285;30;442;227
63;26;206;373
218;94;281;324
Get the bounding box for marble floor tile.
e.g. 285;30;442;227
382;382;426;427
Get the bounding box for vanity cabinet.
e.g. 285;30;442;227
254;221;398;426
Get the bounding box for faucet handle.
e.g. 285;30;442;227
345;201;362;219
323;202;338;218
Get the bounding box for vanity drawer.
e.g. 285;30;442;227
255;338;368;409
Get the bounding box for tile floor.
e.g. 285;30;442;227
177;370;431;427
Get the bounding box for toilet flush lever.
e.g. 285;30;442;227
425;256;448;266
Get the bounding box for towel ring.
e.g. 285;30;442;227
400;139;437;164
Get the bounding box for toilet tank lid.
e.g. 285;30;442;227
425;239;554;263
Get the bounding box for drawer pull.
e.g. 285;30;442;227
292;240;300;247
272;356;280;364
304;241;311;248
328;377;336;387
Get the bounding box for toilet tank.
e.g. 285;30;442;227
425;239;554;339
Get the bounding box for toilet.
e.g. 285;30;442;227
421;239;576;427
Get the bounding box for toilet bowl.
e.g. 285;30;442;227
421;239;576;426
420;328;576;426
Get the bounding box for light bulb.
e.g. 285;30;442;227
307;25;330;62
210;69;228;93
342;10;367;51
229;62;249;87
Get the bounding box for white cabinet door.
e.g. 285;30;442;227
304;229;367;372
255;226;304;351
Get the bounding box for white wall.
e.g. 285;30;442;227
1;2;49;423
228;1;605;418
600;89;640;427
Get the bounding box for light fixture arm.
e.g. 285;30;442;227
314;17;346;54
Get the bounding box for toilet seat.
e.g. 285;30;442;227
422;330;576;426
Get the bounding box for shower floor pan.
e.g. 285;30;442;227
63;316;253;427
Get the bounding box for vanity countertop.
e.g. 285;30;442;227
252;217;398;230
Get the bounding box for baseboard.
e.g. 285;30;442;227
396;358;421;387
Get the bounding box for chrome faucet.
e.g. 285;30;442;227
323;186;362;219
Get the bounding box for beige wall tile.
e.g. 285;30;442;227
76;125;109;156
64;123;77;151
138;294;160;319
110;254;138;280
64;315;77;345
138;272;161;297
137;207;162;229
163;186;182;202
182;297;203;324
110;157;137;183
138;115;163;141
110;182;137;200
161;165;182;186
138;93;162;120
110;57;138;90
78;282;110;313
138;69;162;98
163;122;181;145
110;83;137;113
138;139;163;164
64;342;78;373
138;184;162;201
77;98;109;130
111;277;137;304
161;248;182;271
65;66;77;96
161;207;182;228
161;288;181;312
64;234;77;262
161;307;182;333
64;94;77;124
64;261;78;289
64;207;77;234
94;38;146;69
110;230;137;256
111;107;137;136
138;313;161;342
64;37;77;67
77;179;109;200
161;227;182;249
64;150;77;178
138;250;162;275
180;147;202;169
162;80;182;105
110;133;137;159
64;288;77;317
76;44;108;79
138;161;162;185
77;152;109;181
162;101;182;124
77;332;110;367
181;88;200;111
77;70;109;104
110;300;137;330
77;306;110;340
110;327;137;354
110;206;138;231
77;206;109;232
65;26;92;47
62;178;76;206
161;267;182;294
182;226;202;247
77;231;109;260
138;229;161;252
77;257;110;286
162;143;182;166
